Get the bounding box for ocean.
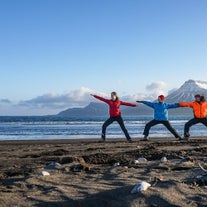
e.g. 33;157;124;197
0;115;207;140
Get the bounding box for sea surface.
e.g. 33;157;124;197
0;116;207;140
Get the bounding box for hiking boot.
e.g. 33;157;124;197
183;133;190;141
127;138;133;142
176;135;182;140
141;135;149;141
183;136;189;141
101;134;105;142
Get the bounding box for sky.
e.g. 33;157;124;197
0;0;207;115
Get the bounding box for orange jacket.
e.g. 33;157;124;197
179;101;207;118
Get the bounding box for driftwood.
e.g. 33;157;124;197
193;163;207;186
198;162;207;173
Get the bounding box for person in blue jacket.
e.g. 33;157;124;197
137;95;181;141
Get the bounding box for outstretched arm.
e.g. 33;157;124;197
137;101;154;108
179;102;193;107
167;103;179;109
90;94;109;104
120;101;137;107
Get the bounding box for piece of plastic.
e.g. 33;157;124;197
134;158;148;164
42;171;50;176
161;157;168;162
45;162;62;169
131;181;151;193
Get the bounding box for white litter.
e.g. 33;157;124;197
161;157;168;162
113;162;120;167
47;162;61;168
135;158;148;164
42;171;50;176
131;181;151;193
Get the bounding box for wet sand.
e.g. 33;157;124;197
0;137;207;207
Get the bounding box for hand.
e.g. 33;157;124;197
136;101;142;103
90;94;94;97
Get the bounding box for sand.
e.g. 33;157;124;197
0;137;207;207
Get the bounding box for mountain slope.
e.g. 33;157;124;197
57;80;207;117
166;79;207;102
57;102;108;117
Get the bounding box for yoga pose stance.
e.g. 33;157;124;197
137;95;181;141
179;94;207;140
91;92;136;142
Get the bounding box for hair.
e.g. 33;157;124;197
194;94;201;98
111;92;119;100
200;96;205;102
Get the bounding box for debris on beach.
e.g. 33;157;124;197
160;157;168;162
194;163;207;186
46;162;61;169
134;158;148;164
113;162;120;167
194;174;207;186
131;181;151;193
41;171;50;176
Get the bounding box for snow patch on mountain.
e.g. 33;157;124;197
166;79;207;102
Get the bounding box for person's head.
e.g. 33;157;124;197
200;95;205;102
111;92;118;101
194;94;201;102
158;95;165;103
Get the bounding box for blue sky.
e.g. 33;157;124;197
0;0;207;115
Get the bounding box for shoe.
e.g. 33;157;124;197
101;134;105;142
177;136;182;140
184;132;190;137
140;136;149;141
127;139;133;142
183;136;189;141
100;138;105;142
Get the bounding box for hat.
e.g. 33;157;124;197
158;95;165;101
194;94;201;98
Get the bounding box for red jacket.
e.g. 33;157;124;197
93;95;136;117
179;101;207;118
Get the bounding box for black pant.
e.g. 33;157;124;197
102;116;131;140
143;119;180;138
184;117;207;137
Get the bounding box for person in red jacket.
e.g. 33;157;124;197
91;92;136;142
179;94;207;140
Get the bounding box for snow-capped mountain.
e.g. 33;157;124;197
57;80;207;117
166;79;207;102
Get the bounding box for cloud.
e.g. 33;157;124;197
146;81;167;91
146;81;167;97
18;87;100;110
0;83;169;115
0;99;12;104
121;93;154;102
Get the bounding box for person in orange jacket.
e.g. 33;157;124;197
91;92;137;142
179;94;207;140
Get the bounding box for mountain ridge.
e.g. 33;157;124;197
57;80;207;117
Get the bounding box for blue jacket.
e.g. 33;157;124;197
142;101;179;121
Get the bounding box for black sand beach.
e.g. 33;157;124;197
0;137;207;207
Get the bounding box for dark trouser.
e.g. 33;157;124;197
143;119;180;138
184;117;207;137
102;116;131;140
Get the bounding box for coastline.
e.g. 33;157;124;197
0;137;207;207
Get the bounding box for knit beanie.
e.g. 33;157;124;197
158;95;165;101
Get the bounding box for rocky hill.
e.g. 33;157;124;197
57;80;207;117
